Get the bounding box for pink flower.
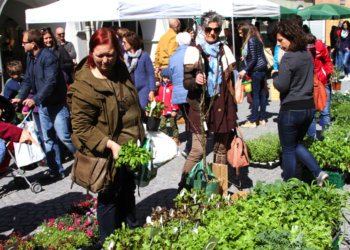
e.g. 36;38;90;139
86;230;93;237
85;218;92;226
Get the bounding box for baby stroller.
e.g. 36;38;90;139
0;96;42;193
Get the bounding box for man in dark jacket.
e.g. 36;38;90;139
12;29;76;180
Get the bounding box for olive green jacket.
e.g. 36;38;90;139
67;58;144;158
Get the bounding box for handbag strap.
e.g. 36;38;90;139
236;125;244;141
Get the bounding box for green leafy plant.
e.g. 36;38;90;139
246;132;281;162
331;66;342;84
331;90;350;103
115;139;153;171
145;98;168;119
331;101;350;119
104;180;349;249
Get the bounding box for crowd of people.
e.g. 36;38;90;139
0;11;334;244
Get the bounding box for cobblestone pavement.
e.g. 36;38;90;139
0;80;349;249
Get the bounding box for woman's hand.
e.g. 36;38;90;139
238;71;245;79
196;73;206;85
271;70;279;76
148;91;155;101
22;111;29;117
241;56;245;61
106;140;121;159
331;48;335;53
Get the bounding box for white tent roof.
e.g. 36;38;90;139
232;0;280;18
118;0;202;20
26;0;120;24
25;0;280;24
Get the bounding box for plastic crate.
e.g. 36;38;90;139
325;170;346;189
301;167;346;189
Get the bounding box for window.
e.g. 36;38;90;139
341;0;345;5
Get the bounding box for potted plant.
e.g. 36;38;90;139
331;66;342;91
145;98;168;131
115;139;153;172
245;132;281;168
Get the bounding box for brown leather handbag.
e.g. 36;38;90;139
227;126;250;179
313;73;328;112
70;152;116;194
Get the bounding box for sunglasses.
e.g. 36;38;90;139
22;41;30;44
41;27;51;33
205;27;221;34
57;32;65;36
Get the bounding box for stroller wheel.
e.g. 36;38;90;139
31;182;42;193
14;177;26;186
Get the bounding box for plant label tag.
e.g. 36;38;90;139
180;219;183;229
156;206;162;212
179;189;185;198
169;208;174;217
107;241;115;250
173;227;178;234
184;204;186;210
203;121;208;131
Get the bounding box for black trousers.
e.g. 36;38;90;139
97;165;138;243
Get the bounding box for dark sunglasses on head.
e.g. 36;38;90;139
205;27;221;34
41;27;51;33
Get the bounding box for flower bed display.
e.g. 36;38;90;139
0;197;99;250
105;180;348;249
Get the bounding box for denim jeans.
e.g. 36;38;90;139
278;108;322;181
250;71;266;123
39;103;76;174
335;49;342;70
97;166;137;243
33;112;46;154
307;84;331;138
0;139;5;163
179;104;192;152
338;50;350;75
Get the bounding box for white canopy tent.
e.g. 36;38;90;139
26;0;280;24
25;0;280;58
25;0;121;24
118;0;202;20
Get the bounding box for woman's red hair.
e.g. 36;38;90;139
87;27;123;68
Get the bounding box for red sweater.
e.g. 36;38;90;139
0;121;23;142
155;82;179;116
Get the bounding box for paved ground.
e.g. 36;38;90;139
1;79;350;249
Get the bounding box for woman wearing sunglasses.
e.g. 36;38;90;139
238;23;267;128
178;11;238;191
41;27;74;84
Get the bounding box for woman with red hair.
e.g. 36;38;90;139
68;28;144;244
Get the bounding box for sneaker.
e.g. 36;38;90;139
39;171;64;181
241;121;257;128
316;171;329;186
173;138;181;146
259;120;266;126
181;149;189;159
340;76;348;81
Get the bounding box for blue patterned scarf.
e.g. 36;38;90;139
200;39;222;97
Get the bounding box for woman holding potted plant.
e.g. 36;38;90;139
178;11;238;191
68;28;144;244
305;34;333;138
272;21;328;185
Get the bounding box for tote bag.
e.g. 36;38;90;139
13;121;45;168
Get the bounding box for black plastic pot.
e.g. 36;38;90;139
147;117;161;131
